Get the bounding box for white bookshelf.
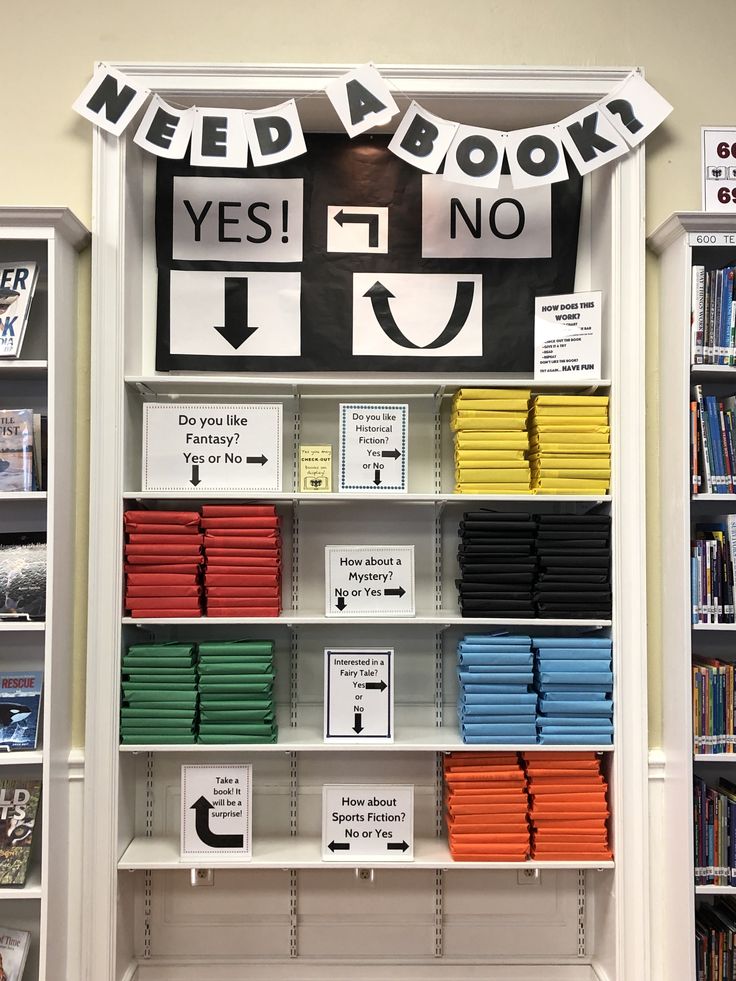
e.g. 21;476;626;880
0;208;88;981
649;212;736;981
84;64;648;981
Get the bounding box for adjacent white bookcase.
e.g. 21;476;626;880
650;213;736;980
0;208;88;980
83;65;648;981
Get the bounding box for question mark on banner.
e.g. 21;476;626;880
606;98;643;136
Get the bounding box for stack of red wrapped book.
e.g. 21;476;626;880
444;752;530;861
123;510;204;618
524;752;612;861
201;505;282;617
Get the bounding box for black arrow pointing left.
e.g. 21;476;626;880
190;796;244;849
334;209;379;248
214;278;258;349
328;840;350;852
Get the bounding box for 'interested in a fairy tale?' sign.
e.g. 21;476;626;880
142;402;282;492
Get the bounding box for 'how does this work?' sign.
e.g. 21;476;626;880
324;648;394;742
181;764;252;861
339;403;408;492
534;291;601;380
322;784;414;861
325;545;415;617
142;402;282;492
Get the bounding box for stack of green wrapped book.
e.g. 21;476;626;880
197;640;277;744
120;643;198;744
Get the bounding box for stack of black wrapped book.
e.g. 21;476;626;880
533;513;611;619
457;512;537;617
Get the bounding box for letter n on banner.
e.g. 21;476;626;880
72;64;150;137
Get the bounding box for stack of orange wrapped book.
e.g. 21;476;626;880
524;752;612;861
444;752;530;861
123;510;204;618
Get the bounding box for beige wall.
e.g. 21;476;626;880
4;0;728;747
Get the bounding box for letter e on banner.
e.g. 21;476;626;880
388;101;458;174
190;109;249;168
559;104;628;176
505;124;569;188
244;100;307;166
600;72;673;147
133;95;195;159
325;64;400;138
72;64;150;137
442;125;505;188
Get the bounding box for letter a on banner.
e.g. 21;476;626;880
442;124;506;188
134;95;195;159
244;100;307;166
505;124;569;188
559;105;628;176
72;64;150;137
325;64;399;138
600;72;673;147
190;109;249;168
388;102;459;174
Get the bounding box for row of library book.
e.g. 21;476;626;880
694;656;736;754
691;387;736;494
694;775;736;886
692;520;736;623
696;896;736;981
691;261;736;366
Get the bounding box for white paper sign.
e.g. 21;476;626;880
327;206;388;254
244;100;307;166
389;102;458;173
442;124;506;189
133;96;195;159
601;72;673;148
504;125;569;189
324;648;394;742
181;764;252;861
72;64;150;137
534;291;602;380
322;784;413;861
338;403;408;491
559;105;628;177
324;64;400;138
142;402;282;492
422;175;551;259
325;545;415;617
701;128;736;212
168;269;301;357
352;273;483;358
172;175;303;263
190;108;249;168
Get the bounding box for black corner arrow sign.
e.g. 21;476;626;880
214;277;258;350
353;713;364;734
190;464;201;486
365;680;388;692
387;841;410;852
384;586;406;598
328;840;350;852
334;209;379;248
336;596;347;612
246;455;268;466
190;796;244;849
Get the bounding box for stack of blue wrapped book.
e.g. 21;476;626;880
457;634;537;744
532;637;613;744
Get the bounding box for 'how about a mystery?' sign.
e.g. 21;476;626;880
142;402;282;492
339;403;408;492
323;784;414;861
324;648;393;742
325;545;415;617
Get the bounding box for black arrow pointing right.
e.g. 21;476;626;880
381;449;401;459
365;681;388;692
214;277;258;349
353;713;364;734
190;796;244;849
384;587;406;597
190;464;201;486
387;841;410;852
336;596;347;612
246;455;268;466
328;840;350;852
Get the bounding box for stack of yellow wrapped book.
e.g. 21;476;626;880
451;388;531;493
528;394;611;494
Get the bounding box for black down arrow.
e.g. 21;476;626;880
214;278;258;349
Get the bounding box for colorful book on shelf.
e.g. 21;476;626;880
0;672;42;752
0;779;40;886
0;263;38;359
0;926;31;980
0;411;33;493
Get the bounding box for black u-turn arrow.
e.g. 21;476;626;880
191;796;244;849
364;280;475;350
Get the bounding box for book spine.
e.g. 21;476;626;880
696;386;715;493
706;395;726;492
705;269;713;363
692;401;701;494
720;403;734;493
693;265;705;363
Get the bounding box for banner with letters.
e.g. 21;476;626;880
155;134;582;373
73;63;672;189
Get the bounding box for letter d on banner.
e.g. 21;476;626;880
72;64;150;137
388;101;458;174
244;100;307;166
